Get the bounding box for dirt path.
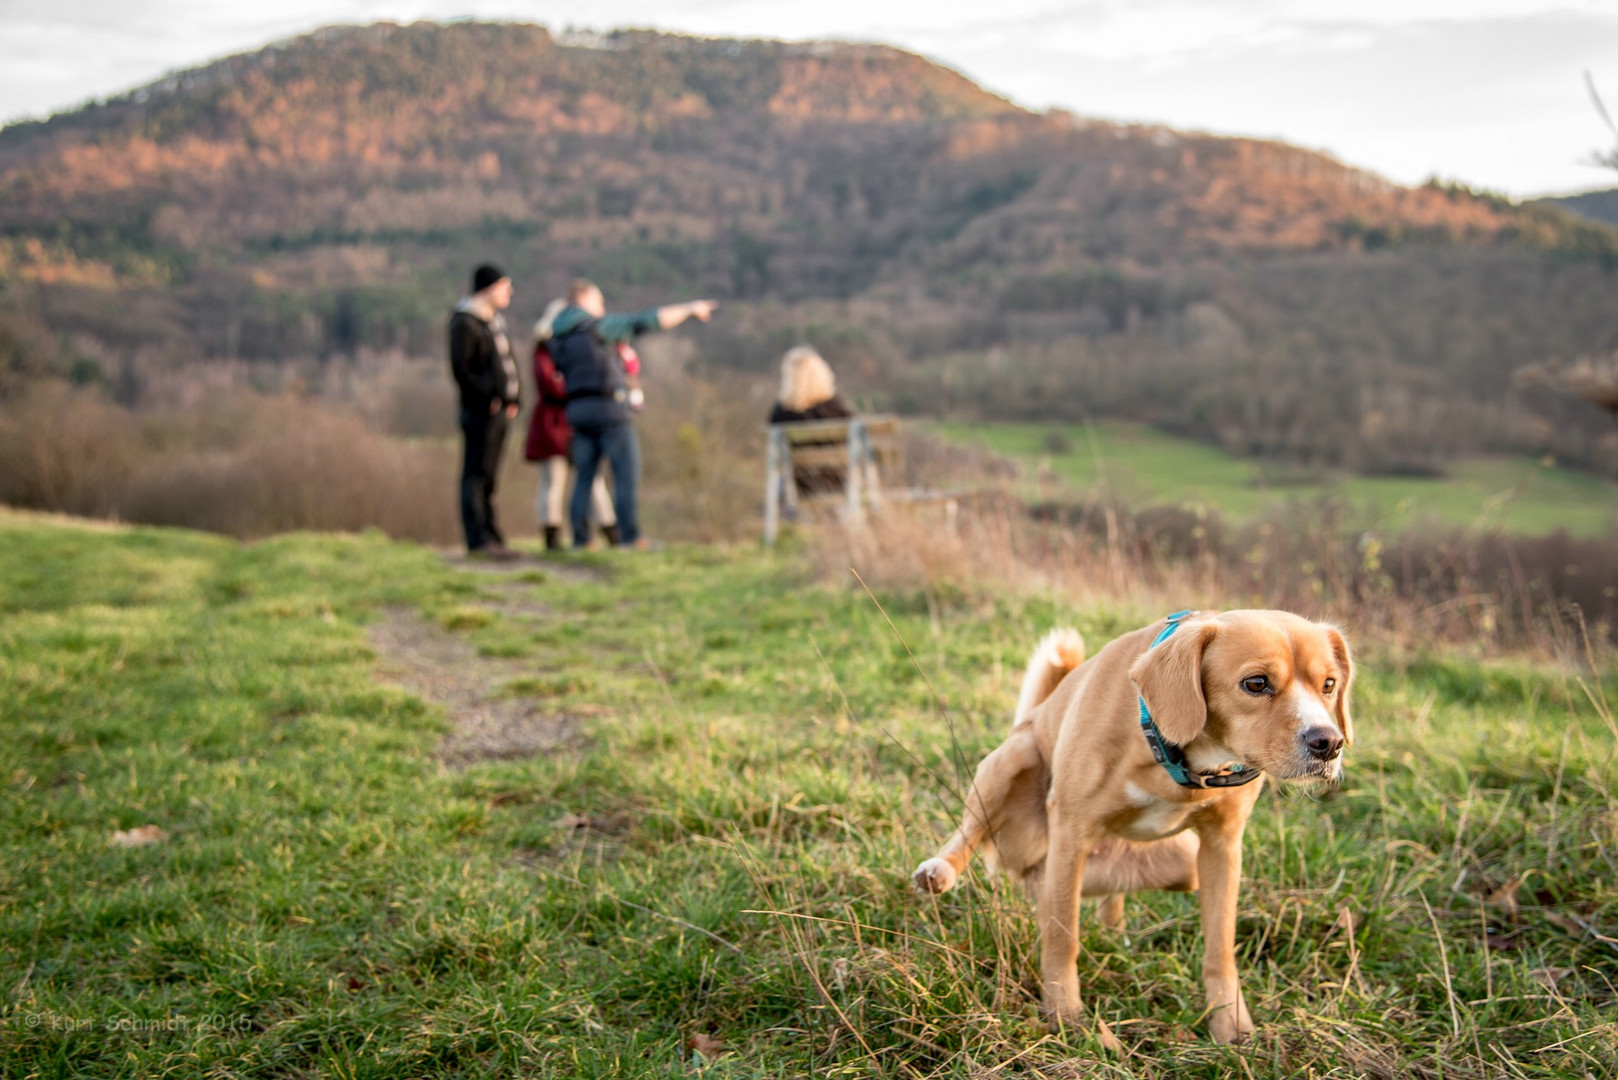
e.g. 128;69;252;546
367;553;603;765
438;550;600;585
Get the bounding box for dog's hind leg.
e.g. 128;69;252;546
913;727;1045;895
1082;833;1200;896
1081;834;1199;932
1095;893;1126;930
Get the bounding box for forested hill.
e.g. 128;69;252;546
1;21;1603;290
2;20;1617;475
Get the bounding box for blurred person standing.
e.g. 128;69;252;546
525;298;618;550
449;263;521;559
547;279;716;549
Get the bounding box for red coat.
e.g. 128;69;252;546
523;342;572;461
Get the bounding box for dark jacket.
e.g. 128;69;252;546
548;304;659;428
524;341;572;461
768;396;853;425
449;300;519;415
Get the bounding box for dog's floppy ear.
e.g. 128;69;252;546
1324;626;1355;747
1129;621;1216;746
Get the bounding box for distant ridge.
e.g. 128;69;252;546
1539;186;1618;227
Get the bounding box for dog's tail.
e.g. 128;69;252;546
1014;627;1085;727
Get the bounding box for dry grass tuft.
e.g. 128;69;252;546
808;494;1616;657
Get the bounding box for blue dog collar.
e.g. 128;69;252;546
1138;611;1262;790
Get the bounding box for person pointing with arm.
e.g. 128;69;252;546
546;279;716;549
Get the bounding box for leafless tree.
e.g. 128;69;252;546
1589;71;1618;171
1517;75;1618;425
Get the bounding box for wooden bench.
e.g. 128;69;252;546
763;415;902;545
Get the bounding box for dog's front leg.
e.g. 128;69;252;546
1037;806;1090;1027
1195;813;1254;1044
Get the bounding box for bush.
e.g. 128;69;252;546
0;382;462;542
0;382;143;517
0;354;777;546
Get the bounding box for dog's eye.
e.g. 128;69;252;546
1241;674;1270;695
1323;677;1336;694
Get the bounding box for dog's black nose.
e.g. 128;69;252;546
1303;727;1343;761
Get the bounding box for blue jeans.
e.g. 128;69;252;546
569;422;640;546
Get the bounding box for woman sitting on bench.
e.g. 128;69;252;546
768;346;852;496
769;345;851;424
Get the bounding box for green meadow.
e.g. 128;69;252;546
930;421;1618;538
1;510;1615;1077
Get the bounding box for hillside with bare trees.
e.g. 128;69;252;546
2;20;1617;475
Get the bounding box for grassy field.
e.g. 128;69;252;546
2;509;1617;1078
929;421;1618;539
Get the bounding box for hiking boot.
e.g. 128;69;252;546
543;526;563;551
470;543;521;562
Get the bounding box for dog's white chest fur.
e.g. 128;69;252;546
1117;781;1195;840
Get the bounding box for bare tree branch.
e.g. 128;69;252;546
1587;70;1618;170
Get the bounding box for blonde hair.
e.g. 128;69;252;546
533;298;567;344
778;345;837;412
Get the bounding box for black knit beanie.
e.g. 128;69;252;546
471;263;507;293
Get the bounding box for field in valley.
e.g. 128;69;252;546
929;421;1618;539
1;509;1616;1078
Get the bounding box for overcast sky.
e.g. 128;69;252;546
3;0;1617;197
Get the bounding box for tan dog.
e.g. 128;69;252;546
912;610;1354;1044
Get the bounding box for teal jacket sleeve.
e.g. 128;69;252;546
593;308;660;343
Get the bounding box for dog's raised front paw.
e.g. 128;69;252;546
911;858;958;895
